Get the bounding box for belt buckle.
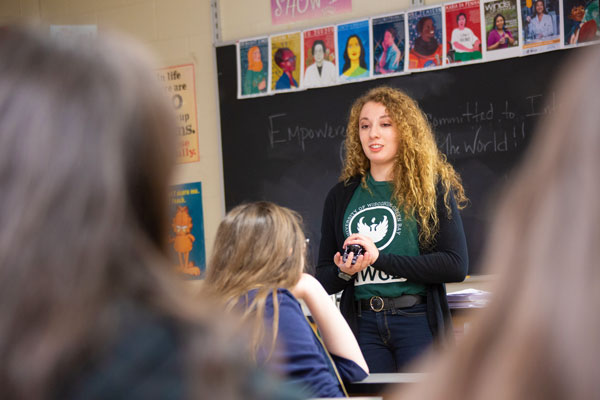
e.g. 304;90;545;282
369;296;384;312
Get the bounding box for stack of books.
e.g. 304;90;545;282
447;288;490;309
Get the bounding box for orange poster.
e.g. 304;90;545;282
156;64;199;164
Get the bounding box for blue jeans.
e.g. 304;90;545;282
356;303;432;372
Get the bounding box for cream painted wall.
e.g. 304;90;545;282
219;0;420;42
0;0;224;261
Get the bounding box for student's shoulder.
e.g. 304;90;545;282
274;288;303;310
276;288;295;300
274;290;314;332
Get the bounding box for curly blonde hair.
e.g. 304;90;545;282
341;86;467;246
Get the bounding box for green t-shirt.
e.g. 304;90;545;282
343;174;426;300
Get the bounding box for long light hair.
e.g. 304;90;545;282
341;86;467;246
0;26;257;399
395;47;600;400
205;202;306;359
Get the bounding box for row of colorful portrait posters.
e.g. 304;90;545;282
237;0;599;98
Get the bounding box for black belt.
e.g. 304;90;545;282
359;295;425;312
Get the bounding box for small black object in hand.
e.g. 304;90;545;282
342;244;364;265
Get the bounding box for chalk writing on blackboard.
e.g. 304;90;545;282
267;113;346;151
438;123;526;156
525;93;558;117
265;92;558;160
429;92;558;159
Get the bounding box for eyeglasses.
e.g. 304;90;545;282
282;56;296;62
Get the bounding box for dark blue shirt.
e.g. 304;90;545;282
247;288;367;397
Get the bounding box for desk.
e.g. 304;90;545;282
447;274;496;343
445;274;496;293
347;373;425;398
450;306;485;342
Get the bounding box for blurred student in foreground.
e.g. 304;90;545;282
0;26;298;399
392;46;600;400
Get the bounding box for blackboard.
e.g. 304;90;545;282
216;45;574;274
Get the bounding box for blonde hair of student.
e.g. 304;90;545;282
395;48;600;400
205;202;306;358
341;86;467;246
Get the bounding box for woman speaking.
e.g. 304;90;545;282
316;86;468;372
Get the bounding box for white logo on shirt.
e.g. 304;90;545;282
347;204;400;250
356;215;388;243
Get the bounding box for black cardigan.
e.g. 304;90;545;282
315;176;468;346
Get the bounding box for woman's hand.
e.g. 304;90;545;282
334;234;379;276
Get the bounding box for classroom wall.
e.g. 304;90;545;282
219;0;414;42
0;0;223;257
0;0;444;262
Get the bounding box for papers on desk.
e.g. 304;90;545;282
447;288;490;308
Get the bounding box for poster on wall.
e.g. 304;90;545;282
481;0;521;60
271;0;352;25
270;32;302;92
520;0;561;55
337;20;371;82
408;6;445;71
302;26;338;88
231;0;593;99
168;182;206;278
445;0;483;65
156;64;199;164
372;13;407;77
562;0;599;46
237;37;269;98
